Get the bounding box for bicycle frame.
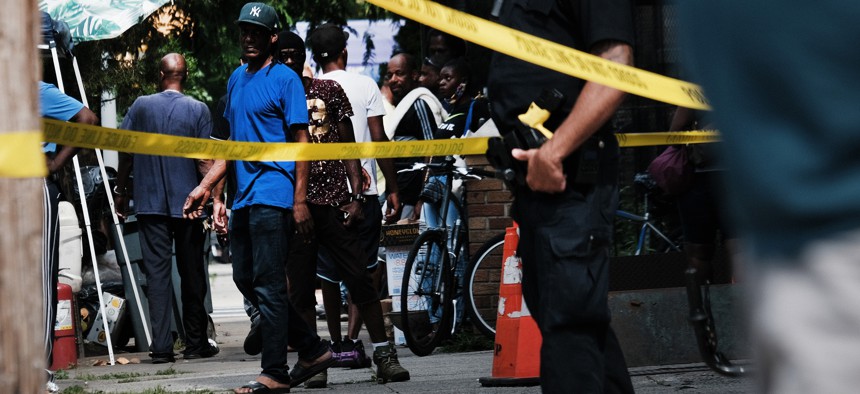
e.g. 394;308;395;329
615;209;681;255
430;160;469;332
400;156;485;343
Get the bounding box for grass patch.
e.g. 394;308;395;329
438;329;494;353
75;371;148;381
59;386;88;394
155;367;186;376
55;369;70;380
61;386;216;394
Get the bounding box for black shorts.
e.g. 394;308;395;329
316;196;382;283
287;200;381;310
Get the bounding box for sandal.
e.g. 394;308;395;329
289;351;334;387
234;380;290;394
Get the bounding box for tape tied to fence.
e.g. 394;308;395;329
364;0;710;110
0;131;48;178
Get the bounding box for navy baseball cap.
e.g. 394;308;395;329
236;3;279;32
308;23;349;60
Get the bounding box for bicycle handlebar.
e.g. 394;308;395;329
396;159;504;181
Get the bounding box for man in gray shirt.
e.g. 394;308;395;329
115;53;218;364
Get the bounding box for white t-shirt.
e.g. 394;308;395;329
319;69;387;195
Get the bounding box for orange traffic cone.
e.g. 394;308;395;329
479;224;542;387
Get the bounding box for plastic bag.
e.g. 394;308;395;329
647;145;693;196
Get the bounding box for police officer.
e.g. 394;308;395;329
487;0;636;392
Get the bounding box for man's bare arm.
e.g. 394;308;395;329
337;119;364;225
48;106;99;173
368;115;402;221
292;127;313;235
183;159;226;219
512;40;633;193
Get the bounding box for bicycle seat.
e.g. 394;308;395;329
633;172;659;193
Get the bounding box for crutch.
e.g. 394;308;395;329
70;55;152;349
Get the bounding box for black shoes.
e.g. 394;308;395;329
150;352;176;364
184;343;220;360
244;316;262;355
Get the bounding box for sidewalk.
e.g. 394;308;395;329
55;264;754;393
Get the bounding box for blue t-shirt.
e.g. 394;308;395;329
224;63;308;210
120;90;212;218
40;81;84;153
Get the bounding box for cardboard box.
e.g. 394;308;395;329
382;223;420;345
380;222;421;247
86;292;126;347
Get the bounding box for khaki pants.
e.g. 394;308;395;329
750;229;860;394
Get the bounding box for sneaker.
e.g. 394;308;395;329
332;340;371;368
354;340;372;368
373;343;410;383
329;340;345;367
304;370;327;389
45;370;59;394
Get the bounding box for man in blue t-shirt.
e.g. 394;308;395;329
39;81;98;376
114;53;219;364
183;3;332;393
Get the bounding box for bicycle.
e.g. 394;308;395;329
397;156;501;356
615;172;682;256
617;174;745;375
463;172;683;340
463;232;506;339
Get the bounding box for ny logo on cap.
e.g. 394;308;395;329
250;5;261;17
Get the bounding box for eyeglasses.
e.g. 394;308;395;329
279;50;306;63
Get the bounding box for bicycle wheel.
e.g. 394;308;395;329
464;233;506;339
400;230;454;356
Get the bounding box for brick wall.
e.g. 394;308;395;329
463;155;513;254
462;155;511;329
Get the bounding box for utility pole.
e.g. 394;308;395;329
0;0;49;392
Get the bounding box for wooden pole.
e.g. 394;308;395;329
0;0;49;392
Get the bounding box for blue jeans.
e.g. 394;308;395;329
230;205;319;383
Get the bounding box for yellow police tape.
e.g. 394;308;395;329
2;119;719;178
0;131;48;178
616;131;719;147
364;0;710;111
41;118;488;161
44;118;718;155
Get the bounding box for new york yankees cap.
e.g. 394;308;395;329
236;2;279;32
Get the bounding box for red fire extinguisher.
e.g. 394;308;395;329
51;283;77;371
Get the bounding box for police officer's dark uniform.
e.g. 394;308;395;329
488;0;635;392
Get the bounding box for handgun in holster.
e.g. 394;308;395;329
486;88;601;190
